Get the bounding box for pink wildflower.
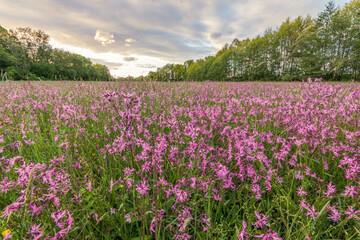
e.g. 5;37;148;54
305;205;320;220
136;180;150;196
253;211;270;229
344;206;360;220
324;182;336;198
327;205;341;223
297;186;308;197
125;214;131;223
238;220;249;240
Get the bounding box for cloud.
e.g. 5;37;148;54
125;38;136;43
123;56;137;62
94;30;115;45
125;38;136;46
0;0;349;76
49;39;169;77
210;32;222;39
97;62;123;68
136;64;157;69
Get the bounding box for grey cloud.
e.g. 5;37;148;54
91;59;123;68
123;56;137;62
136;64;157;69
210;32;222;39
103;62;123;67
0;0;348;76
226;29;234;35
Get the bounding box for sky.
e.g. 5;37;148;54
0;0;349;77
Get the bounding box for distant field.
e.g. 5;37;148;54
1;81;360;240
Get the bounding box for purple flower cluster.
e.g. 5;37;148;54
1;81;360;239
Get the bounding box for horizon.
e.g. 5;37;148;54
0;0;349;77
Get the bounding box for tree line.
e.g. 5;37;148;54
0;26;112;81
146;0;360;82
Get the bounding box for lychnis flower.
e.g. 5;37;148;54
253;211;270;229
136;180;150;196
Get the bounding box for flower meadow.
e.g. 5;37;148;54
0;80;360;240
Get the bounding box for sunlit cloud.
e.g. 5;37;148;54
125;38;136;47
94;30;115;45
49;39;168;77
0;0;349;77
125;38;136;43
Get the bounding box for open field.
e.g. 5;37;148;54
1;81;360;240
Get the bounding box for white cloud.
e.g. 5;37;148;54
125;38;136;47
125;38;136;43
94;30;115;45
49;39;168;77
0;0;349;77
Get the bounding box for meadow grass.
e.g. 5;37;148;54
0;80;360;240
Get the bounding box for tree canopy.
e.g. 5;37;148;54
0;26;112;81
145;0;360;82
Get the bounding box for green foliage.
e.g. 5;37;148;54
0;47;16;69
0;26;113;81
147;0;360;82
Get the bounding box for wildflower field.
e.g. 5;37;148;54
1;81;360;240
